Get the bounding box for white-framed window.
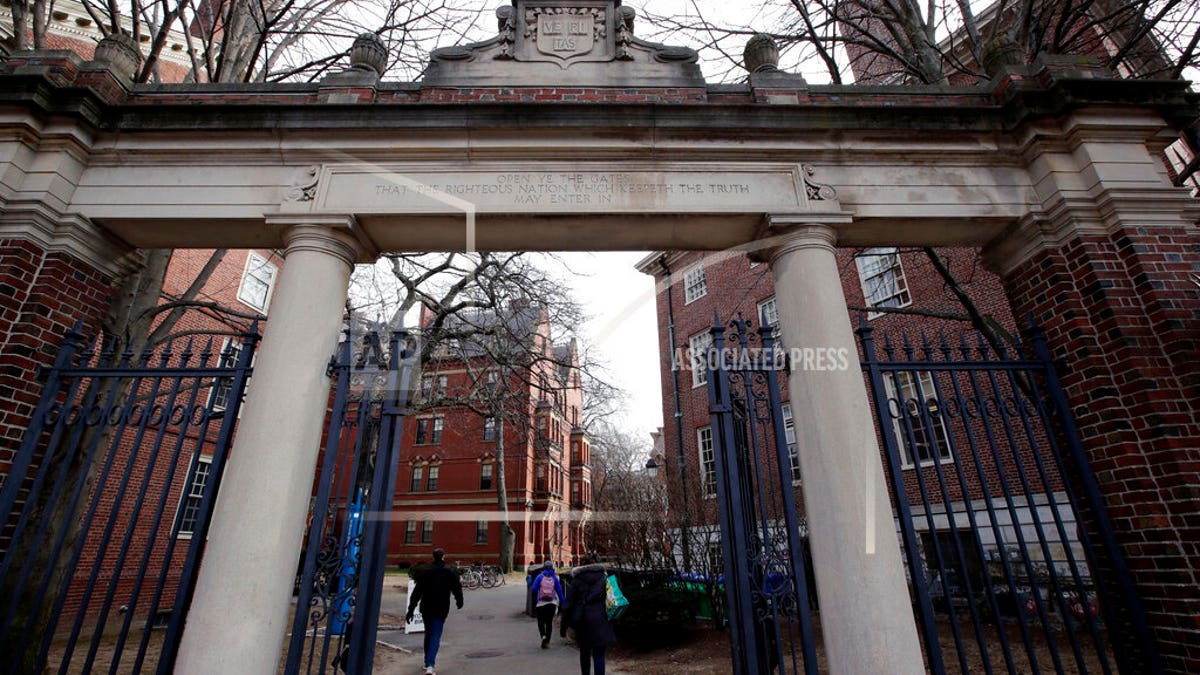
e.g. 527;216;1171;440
175;455;213;538
480;463;493;490
683;264;708;304
855;248;911;316
884;372;952;468
236;251;278;313
410;465;424;492
689;331;713;388
483;416;496;441
420;376;433;401
208;338;243;412
426;465;440;491
780;403;801;484
476;519;488;544
758;297;779;329
415;417;443;445
697;427;716;499
422;519;434;544
404;520;417;544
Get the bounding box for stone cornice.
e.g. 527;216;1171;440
1;61;1194;138
0;201;140;278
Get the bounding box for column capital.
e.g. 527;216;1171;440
265;214;377;265
750;214;851;264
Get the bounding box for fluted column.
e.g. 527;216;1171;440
766;221;924;674
177;218;365;674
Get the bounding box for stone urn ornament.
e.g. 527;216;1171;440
93;33;142;81
349;32;388;77
744;34;780;73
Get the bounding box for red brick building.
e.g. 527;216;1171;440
388;302;592;569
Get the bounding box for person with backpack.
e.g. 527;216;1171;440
528;560;564;648
560;555;615;675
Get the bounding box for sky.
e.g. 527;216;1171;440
556;253;664;442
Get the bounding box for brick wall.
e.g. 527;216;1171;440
1000;227;1200;674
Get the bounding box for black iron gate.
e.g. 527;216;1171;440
705;315;819;675
0;322;258;675
284;327;413;675
858;323;1161;675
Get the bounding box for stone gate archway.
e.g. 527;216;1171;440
1;2;1197;672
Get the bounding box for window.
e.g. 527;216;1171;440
426;465;439;491
781;403;801;484
697;427;716;499
683;264;708;304
571;482;580;503
483;416;496;441
885;372;952;468
176;455;213;538
436;375;447;398
410;466;423;492
758;297;779;329
480;463;493;490
236;252;278;313
405;520;417;544
855;248;911;316
536;464;546;491
689;331;713;388
208;339;243;412
422;519;434;544
416;418;442;445
420;376;433;401
476;519;488;544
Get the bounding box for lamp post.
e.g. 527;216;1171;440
644;457;659;478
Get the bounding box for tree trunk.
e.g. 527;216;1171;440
494;413;514;573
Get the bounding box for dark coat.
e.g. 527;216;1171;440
407;561;464;621
563;563;615;648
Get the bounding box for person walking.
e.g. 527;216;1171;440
528;560;565;648
561;555;615;675
405;548;464;675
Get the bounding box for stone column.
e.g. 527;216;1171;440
766;221;925;675
176;218;364;674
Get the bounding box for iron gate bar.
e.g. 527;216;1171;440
858;321;1162;675
0;323;258;675
348;329;414;674
705;313;819;675
57;347;184;674
858;325;947;675
284;327;414;675
752;323;819;674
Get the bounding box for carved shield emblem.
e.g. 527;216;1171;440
531;9;599;61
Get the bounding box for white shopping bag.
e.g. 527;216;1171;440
404;580;425;634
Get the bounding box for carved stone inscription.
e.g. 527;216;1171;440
318;168;807;214
531;8;602;59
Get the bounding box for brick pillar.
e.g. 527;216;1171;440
0;238;117;477
985;114;1200;672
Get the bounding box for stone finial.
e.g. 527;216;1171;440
618;6;636;33
981;35;1023;77
349;33;388;76
497;5;514;31
744;34;780;73
92;33;142;81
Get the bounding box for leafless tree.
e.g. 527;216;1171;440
350;252;623;572
4;0;485;83
587;422;670;567
640;0;1198;84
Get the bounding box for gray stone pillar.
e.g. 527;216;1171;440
766;221;925;674
177;218;364;674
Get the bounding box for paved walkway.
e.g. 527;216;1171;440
375;575;631;675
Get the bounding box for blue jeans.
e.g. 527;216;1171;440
423;618;445;668
579;644;606;675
